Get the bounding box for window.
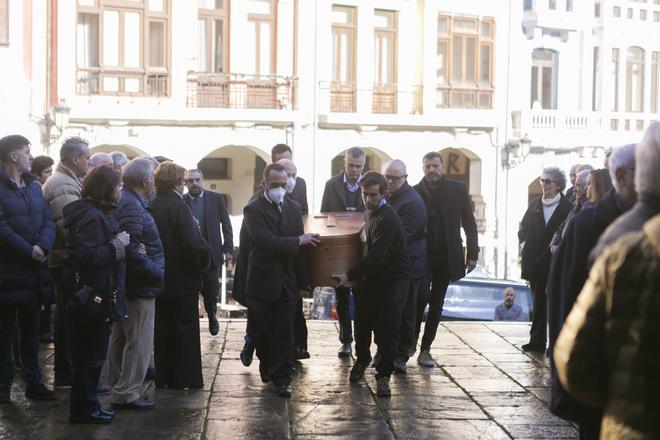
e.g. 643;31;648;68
566;0;573;11
331;5;356;112
197;0;229;73
436;14;495;109
549;0;557;9
654;11;660;21
531;49;557;109
594;2;601;17
652;52;659;112
373;10;397;113
627;8;633;18
76;0;170;96
613;6;621;17
524;0;533;11
640;9;648;19
612;48;620;111
247;0;275;75
0;0;7;45
593;47;601;111
626;47;645;112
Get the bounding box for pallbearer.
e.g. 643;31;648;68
333;171;410;397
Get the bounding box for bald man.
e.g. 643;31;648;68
89;152;113;168
274;155;308;215
383;160;428;373
494;288;525;321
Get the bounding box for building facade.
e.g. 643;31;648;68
1;0;658;279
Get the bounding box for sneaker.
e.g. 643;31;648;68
417;349;436;367
112;397;155;411
0;387;9;403
393;358;407;374
376;376;391;397
337;343;352;358
349;361;368;383
25;383;57;401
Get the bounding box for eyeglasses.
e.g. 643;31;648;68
539;178;556;185
385;175;407;182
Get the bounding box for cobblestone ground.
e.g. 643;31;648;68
0;320;579;439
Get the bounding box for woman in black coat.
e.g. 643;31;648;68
518;166;572;352
62;165;129;424
149;162;210;389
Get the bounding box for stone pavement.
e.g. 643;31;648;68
0;320;579;439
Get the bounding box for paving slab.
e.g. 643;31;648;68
0;320;579;439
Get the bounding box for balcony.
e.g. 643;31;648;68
76;68;169;97
186;73;298;110
437;86;493;109
326;82;423;115
511;109;656;149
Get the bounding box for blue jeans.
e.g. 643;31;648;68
66;304;111;418
0;301;43;388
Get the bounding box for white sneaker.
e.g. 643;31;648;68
417;349;436;367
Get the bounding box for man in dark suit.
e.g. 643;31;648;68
414;151;479;367
271;144;308;215
384;160;428;373
243;163;320;397
184;169;233;336
320;147;366;357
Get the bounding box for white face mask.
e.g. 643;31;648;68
286;177;296;194
268;187;286;204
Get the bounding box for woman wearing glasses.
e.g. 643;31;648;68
518;166;572;353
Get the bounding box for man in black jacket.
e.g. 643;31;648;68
321;147;366;357
334;171;410;397
184;169;233;336
384;160;428;373
272;144;308;215
108;158;164;411
414;152;479;367
243;163;319;397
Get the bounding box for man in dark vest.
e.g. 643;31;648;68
184;169;233;336
414;151;479;367
320;147;366;357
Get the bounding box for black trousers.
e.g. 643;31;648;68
529;275;549;346
336;287;354;344
247;292;296;387
398;278;426;360
0;302;42;388
154;294;203;389
200;266;220;317
51;267;72;381
294;297;308;350
66;305;110;418
416;266;450;352
355;278;408;379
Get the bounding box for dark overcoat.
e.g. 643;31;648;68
547;189;623;422
415;176;479;282
290;177;308;215
388;182;428;281
184;190;233;269
0;165;55;304
150;190;211;296
320;173;365;213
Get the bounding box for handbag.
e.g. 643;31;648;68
73;285;117;321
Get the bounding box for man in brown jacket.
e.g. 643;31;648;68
554;213;660;440
42;137;91;387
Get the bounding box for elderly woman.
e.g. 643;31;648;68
62;165;129;424
150;162;210;389
518;166;572;352
586;169;613;205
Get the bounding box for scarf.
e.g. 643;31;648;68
541;193;561;224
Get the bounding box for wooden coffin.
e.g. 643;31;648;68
303;212;365;288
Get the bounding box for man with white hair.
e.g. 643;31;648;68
565;163;582;204
589;122;656;262
550;166;594;253
547;143;636;439
108;157;164;410
110;151;128;173
89;152;113;168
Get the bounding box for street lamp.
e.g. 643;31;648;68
40;99;71;154
501;133;532;168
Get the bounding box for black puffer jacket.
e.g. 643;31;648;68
115;187;164;298
62;198;127;321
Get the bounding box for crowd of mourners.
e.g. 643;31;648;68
0;127;658;438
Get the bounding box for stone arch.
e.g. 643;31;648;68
439;147;485;233
90;144;147;159
196;145;271;216
330;147;393;176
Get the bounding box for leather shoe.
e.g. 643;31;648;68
208;313;220;336
69;410;113;424
240;337;255;367
349;361;368;383
112;397;155;410
521;342;546;352
25;383;57;401
295;348;310;360
276;385;292;398
337;343;351;358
